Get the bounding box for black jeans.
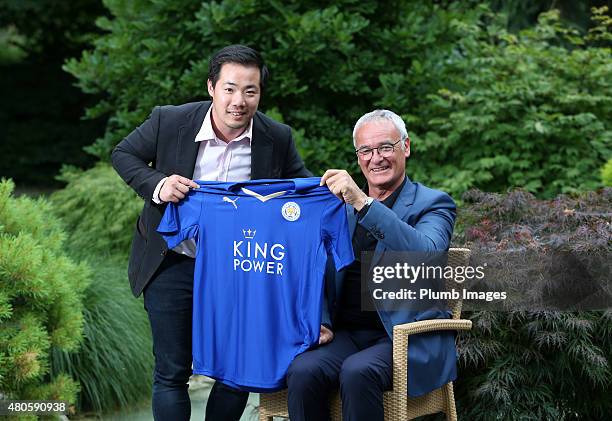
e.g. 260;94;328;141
286;329;392;421
143;251;249;421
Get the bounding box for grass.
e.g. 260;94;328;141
51;254;153;413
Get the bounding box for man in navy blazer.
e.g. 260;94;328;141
112;45;310;421
286;109;457;421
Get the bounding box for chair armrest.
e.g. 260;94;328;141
393;319;472;337
389;319;472;396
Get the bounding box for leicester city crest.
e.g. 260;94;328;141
281;201;301;221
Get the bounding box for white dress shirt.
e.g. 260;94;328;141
153;105;253;256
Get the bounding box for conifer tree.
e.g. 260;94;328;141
0;179;88;407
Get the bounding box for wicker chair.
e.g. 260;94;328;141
259;247;472;421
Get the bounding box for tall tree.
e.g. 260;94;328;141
0;0;107;187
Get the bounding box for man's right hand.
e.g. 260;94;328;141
159;175;199;203
320;169;369;211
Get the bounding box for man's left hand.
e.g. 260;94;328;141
320;169;369;211
319;325;334;345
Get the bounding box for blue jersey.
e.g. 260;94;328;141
157;177;354;391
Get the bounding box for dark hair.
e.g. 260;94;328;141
208;44;269;91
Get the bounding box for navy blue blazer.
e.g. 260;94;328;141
322;177;457;397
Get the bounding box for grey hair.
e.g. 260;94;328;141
352;109;408;149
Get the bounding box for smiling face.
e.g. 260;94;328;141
355;119;410;199
207;62;261;142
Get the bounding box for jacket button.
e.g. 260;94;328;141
161;250;167;256
378;233;385;239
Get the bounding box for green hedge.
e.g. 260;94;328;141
409;8;611;198
602;158;612;186
66;2;611;198
51;162;142;257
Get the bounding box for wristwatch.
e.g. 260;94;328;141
358;196;374;218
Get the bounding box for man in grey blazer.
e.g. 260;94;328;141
112;45;310;421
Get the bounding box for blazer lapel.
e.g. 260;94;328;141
388;177;416;228
175;101;210;178
369;177;416;267
251;113;274;180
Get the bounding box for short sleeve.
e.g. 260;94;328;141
157;192;202;249
321;198;354;271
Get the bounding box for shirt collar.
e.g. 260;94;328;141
219;177;321;194
362;176;407;208
194;105;253;145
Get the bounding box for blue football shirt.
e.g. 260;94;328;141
157;177;354;391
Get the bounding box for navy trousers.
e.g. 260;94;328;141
143;251;249;421
287;329;392;421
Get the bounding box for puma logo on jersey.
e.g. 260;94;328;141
223;196;239;209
